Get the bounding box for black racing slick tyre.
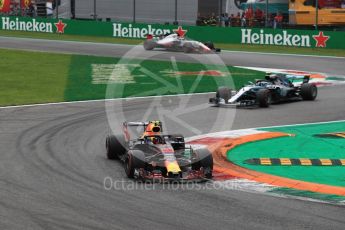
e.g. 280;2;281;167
257;89;272;108
216;87;231;103
143;40;156;50
125;150;146;178
106;135;127;160
183;43;194;53
300;83;317;101
192;148;213;179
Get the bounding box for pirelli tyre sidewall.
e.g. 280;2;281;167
106;135;127;160
192;148;213;179
216;86;231;103
300;83;317;100
257;89;272;108
182;42;194;53
125;150;146;178
143;40;156;50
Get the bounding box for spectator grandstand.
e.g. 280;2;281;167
1;0;344;30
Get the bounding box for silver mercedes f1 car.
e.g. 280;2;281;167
209;73;317;108
143;33;221;53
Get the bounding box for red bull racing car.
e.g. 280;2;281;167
106;121;213;182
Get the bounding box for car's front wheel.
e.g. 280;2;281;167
192;148;213;179
125;150;146;178
106;135;127;160
216;87;231;104
257;89;272;108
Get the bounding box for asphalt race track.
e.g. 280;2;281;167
0;36;345;76
1;37;345;230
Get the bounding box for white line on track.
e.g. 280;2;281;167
186;119;345;142
252;119;345;130
0;36;135;48
0;92;213;110
221;49;345;59
1;92;344;131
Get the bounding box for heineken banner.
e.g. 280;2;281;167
1;16;345;49
0;0;10;13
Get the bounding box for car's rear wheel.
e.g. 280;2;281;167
125;150;146;178
257;89;271;108
106;135;127;160
300;83;317;100
183;43;193;53
216;87;231;104
143;40;156;50
192;148;213;179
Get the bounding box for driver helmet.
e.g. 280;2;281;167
269;74;278;81
150;136;163;145
152;137;159;144
265;72;272;80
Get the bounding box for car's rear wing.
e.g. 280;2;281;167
125;121;163;128
123;121;164;141
125;122;149;127
288;75;311;86
146;33;173;40
123;122;147;141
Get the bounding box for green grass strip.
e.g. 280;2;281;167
0;49;70;106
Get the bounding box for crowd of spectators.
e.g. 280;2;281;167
4;1;343;28
0;1;37;17
23;3;37;17
197;7;286;29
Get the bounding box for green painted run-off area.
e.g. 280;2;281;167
0;48;262;106
228;121;345;188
